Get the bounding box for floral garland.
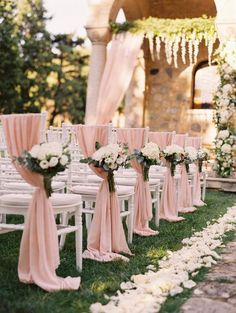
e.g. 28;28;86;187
111;16;217;67
90;206;236;313
213;43;236;177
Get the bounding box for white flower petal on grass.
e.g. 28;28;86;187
90;206;236;313
183;280;196;289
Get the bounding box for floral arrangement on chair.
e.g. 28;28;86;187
183;146;198;173
131;142;161;181
80;142;130;192
197;148;210;172
162;144;184;176
15;142;70;197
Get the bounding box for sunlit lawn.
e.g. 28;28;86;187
0;190;235;313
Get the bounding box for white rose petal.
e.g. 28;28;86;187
49;157;58;167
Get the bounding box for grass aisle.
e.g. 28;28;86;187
0;190;235;313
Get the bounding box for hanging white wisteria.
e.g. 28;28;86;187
111;16;217;68
213;43;236;177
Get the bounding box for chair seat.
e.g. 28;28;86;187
4;181;65;192
0;193;82;207
71;184;133;196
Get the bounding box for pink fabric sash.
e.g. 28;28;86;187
159;162;185;222
1;114;80;292
173;134;196;213
116;128;158;236
148;131;174;150
76;125;131;262
186;137;205;206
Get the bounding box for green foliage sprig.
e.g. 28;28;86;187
110;15;217;41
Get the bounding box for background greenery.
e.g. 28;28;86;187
0;190;235;313
0;0;89;125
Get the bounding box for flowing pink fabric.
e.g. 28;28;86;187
116;128;158;236
186;137;205;206
0;114;80;292
149;131;184;221
95;33;143;124
173;134;196;213
159;162;184;221
149;131;174;150
75;125;131;262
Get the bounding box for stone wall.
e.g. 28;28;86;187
142;41;218;145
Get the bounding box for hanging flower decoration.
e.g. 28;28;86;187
184;146;198;173
131;142;161;181
15;142;70;197
111;16;217;67
80;142;130;192
197;148;210;172
162;144;184;176
213;44;236;178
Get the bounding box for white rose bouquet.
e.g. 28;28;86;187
131;142;161;181
80;142;130;192
162;144;184;176
184;146;198;173
197;148;209;172
16;142;70;197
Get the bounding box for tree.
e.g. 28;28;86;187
16;0;53;113
0;0;22;113
47;34;89;125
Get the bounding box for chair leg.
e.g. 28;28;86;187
75;205;83;271
127;195;134;244
59;213;69;250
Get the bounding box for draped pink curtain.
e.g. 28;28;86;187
149;131;174;150
173;134;196;213
116;128;158;236
149;132;184;221
1;114;80;292
76;125;130;262
186;137;205;206
94;33;143;124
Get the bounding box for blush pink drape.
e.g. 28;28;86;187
76;125;131;262
173;134;196;213
1;114;80;292
149;132;184;222
94;33;143;124
116;128;158;236
186;137;205;206
148;131;174;150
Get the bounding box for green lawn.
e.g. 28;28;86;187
0;190;235;313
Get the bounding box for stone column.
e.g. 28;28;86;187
85;26;110;124
215;0;236;43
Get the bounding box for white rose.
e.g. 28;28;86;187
49;156;58;167
29;144;41;158
218;130;230;140
221;144;231;154
39;160;49;169
60;154;69;166
222;84;233;94
37;147;47;160
185;146;198;161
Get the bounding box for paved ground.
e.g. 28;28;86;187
180;240;236;313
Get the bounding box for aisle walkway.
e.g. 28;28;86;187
181;238;236;313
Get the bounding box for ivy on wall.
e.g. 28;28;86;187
111;16;217;67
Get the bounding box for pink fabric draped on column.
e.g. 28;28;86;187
149;132;184;222
173;134;196;213
94;33;143;124
1;114;80;292
116;128;158;236
76;125;131;262
186;137;205;206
